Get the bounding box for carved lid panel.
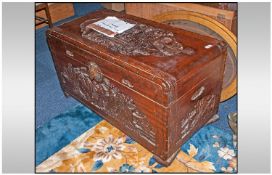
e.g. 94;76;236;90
50;9;226;86
80;19;195;57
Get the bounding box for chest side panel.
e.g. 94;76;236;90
167;53;226;156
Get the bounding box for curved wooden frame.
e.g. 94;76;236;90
152;10;237;102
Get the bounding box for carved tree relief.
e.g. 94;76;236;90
61;62;156;145
80;19;195;57
177;94;216;143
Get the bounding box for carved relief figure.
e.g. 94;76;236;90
80;19;194;57
61;62;156;145
178;94;216;142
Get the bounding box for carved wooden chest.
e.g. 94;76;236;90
47;10;227;166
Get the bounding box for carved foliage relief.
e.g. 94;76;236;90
80;19;195;57
61;62;156;145
178;94;216;143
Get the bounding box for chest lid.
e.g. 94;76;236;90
47;9;226;107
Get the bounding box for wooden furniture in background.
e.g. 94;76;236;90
47;10;227;166
195;2;237;35
125;3;237;35
35;3;53;28
35;3;74;29
101;3;125;12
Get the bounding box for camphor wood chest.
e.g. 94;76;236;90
47;9;227;166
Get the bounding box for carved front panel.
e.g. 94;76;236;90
80;19;195;57
60;62;156;145
176;94;216;145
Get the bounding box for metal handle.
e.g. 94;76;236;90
122;79;134;88
191;86;205;101
65;50;74;57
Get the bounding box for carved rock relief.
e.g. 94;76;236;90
61;62;156;145
80;18;195;57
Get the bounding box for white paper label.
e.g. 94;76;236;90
92;16;135;36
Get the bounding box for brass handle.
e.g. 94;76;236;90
65;50;74;57
122;79;134;88
191;86;205;101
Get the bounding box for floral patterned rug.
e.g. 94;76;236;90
36;119;237;173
